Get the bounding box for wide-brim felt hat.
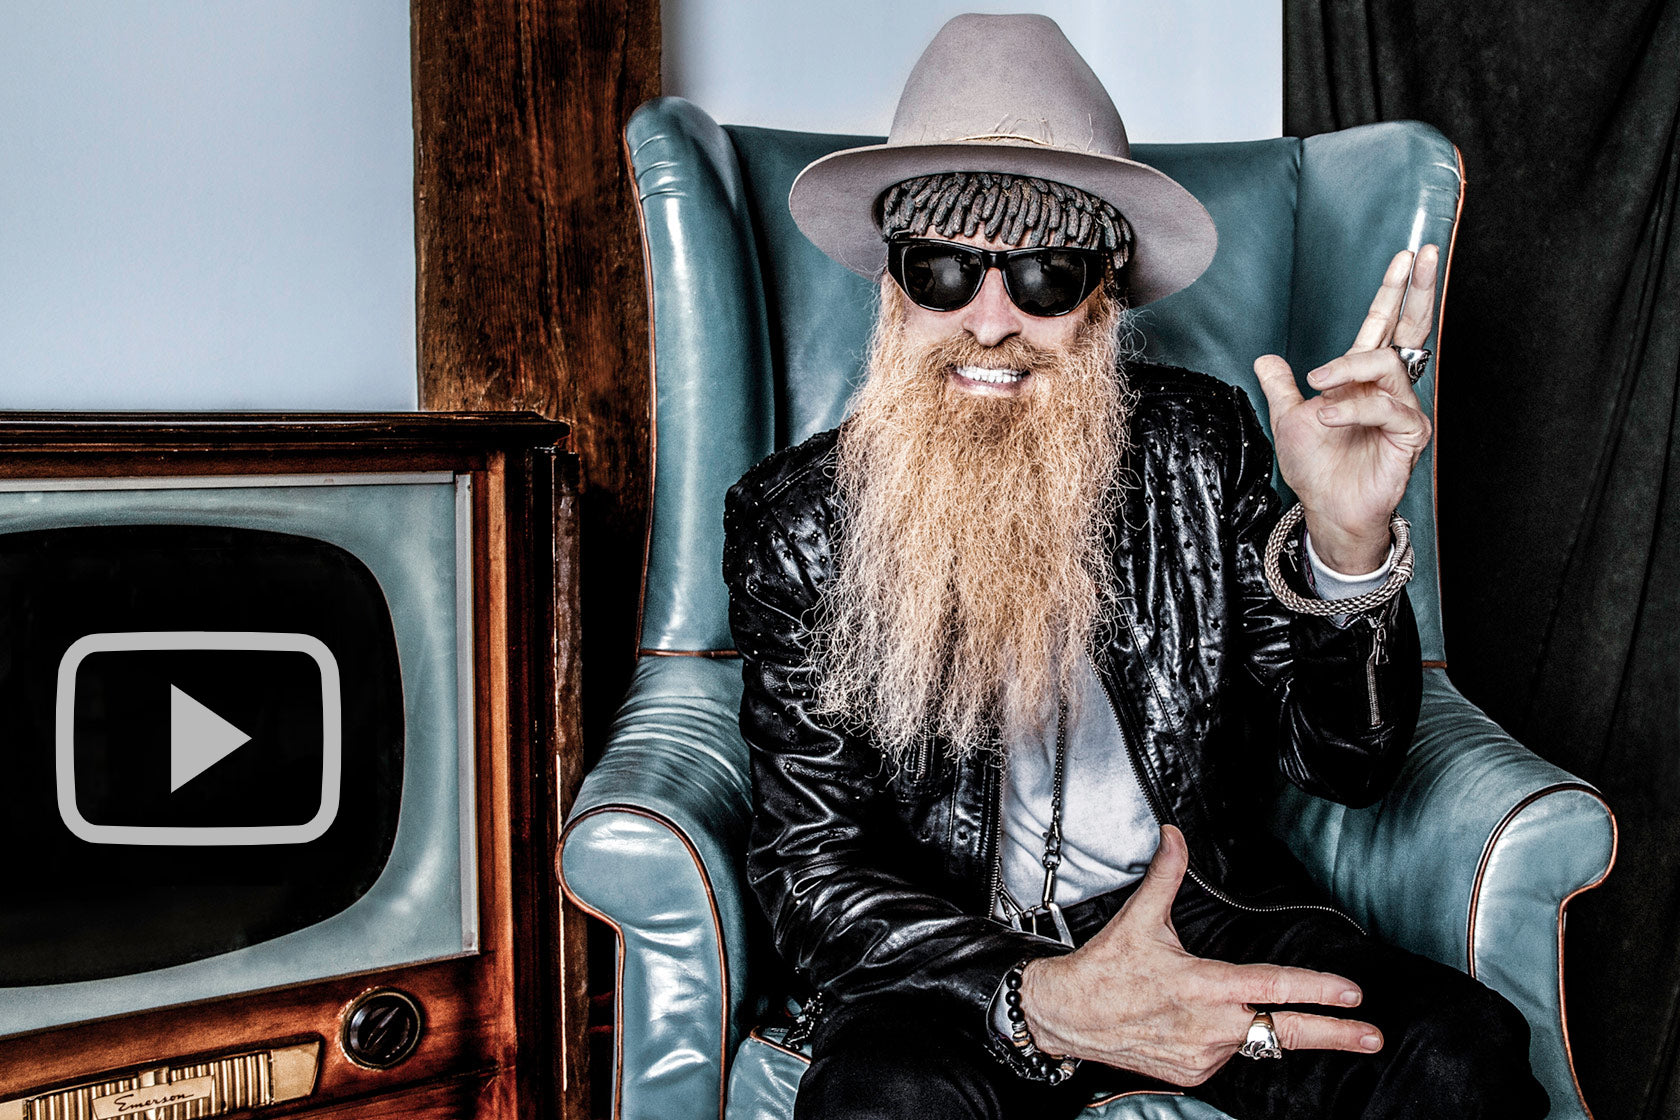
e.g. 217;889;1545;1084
789;13;1218;307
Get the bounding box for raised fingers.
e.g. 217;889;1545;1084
1351;245;1441;354
1351;250;1415;353
1392;244;1439;349
1270;1010;1384;1054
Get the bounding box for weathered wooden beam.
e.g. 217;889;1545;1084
412;3;660;1117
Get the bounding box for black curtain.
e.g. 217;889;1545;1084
1285;2;1679;1116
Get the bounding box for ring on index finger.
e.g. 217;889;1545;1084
1390;345;1432;385
1237;1011;1284;1060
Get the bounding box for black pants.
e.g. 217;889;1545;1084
794;876;1549;1119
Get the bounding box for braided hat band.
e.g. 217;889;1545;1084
879;172;1134;263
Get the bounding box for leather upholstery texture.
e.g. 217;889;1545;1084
1272;669;1614;1117
562;96;1616;1120
561;655;755;1120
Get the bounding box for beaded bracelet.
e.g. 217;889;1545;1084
1003;961;1079;1085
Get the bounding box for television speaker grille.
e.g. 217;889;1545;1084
0;1041;318;1120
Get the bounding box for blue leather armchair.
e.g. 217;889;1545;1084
560;97;1617;1120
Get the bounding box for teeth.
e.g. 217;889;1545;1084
955;365;1026;385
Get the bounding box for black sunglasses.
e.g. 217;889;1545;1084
885;237;1109;317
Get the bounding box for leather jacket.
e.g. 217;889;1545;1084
722;363;1422;1022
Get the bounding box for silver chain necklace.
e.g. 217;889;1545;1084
998;697;1074;946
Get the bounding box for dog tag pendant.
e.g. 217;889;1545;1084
1010;901;1074;947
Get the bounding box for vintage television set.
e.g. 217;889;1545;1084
0;413;578;1120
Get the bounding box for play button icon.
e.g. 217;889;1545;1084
170;685;253;793
55;631;342;846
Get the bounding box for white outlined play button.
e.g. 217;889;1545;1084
56;631;342;846
170;685;252;792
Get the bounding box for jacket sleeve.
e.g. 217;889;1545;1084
1222;384;1422;807
722;466;1070;1019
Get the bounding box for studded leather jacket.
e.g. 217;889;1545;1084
722;363;1421;1022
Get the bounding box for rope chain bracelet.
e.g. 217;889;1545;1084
1002;961;1079;1084
1262;503;1415;616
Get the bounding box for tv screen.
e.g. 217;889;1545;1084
0;472;476;1037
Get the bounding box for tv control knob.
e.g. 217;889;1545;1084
341;989;424;1070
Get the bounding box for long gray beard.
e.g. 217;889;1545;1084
810;284;1131;769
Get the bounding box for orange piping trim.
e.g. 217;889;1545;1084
1465;783;1617;1119
1431;145;1466;651
1083;1088;1188;1108
558;875;628;1120
626;125;661;666
639;648;740;659
559;803;734;1120
746;1024;812;1064
1552;805;1619;1120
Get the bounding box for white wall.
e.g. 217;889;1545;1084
0;4;1276;411
0;2;415;411
662;0;1282;143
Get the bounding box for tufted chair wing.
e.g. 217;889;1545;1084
560;97;1616;1120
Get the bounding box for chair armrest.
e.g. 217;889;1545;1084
560;655;754;1120
1271;667;1615;1120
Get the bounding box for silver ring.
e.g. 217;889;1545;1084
1237;1010;1283;1060
1390;344;1432;384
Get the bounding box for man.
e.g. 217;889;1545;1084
722;14;1546;1119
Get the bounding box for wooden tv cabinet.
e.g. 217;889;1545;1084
0;413;586;1120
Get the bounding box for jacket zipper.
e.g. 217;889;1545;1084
1093;646;1367;938
987;748;1007;919
1363;614;1388;728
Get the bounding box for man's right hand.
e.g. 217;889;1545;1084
1019;825;1384;1086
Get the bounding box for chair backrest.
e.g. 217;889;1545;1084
628;96;1460;664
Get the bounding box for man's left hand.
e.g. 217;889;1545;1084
1252;246;1438;573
